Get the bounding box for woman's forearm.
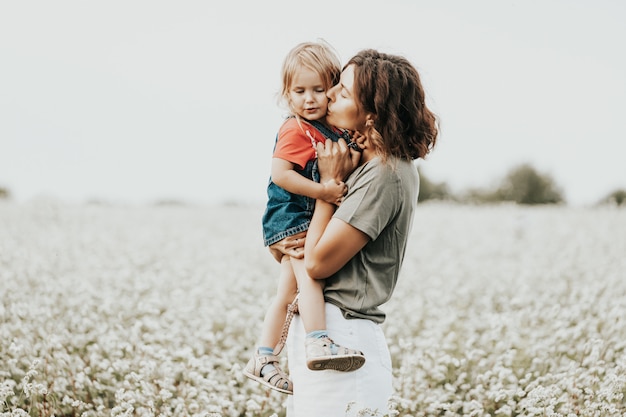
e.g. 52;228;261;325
304;199;369;279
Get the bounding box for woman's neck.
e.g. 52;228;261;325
358;148;380;166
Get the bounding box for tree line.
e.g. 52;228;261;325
418;163;625;206
1;164;624;206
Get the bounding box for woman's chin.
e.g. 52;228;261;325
327;116;349;130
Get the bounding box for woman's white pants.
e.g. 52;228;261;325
286;303;393;417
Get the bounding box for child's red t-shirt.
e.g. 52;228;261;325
273;118;328;170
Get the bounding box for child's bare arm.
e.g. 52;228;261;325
272;158;346;205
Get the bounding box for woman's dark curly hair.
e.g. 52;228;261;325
346;49;438;161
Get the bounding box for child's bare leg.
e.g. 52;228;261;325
259;255;298;349
289;256;325;333
243;254;296;394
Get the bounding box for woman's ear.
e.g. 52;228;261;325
365;114;376;127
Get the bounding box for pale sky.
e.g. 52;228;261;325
1;1;624;206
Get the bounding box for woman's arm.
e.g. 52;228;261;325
304;139;368;279
271;158;346;205
304;200;369;279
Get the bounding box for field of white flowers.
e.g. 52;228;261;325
1;200;625;417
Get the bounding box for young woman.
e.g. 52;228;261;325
282;49;439;416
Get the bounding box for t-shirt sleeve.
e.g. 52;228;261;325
273;120;316;170
334;162;400;240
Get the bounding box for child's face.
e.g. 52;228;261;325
288;67;329;121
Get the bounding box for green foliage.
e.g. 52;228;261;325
461;163;564;205
417;168;451;202
496;163;564;204
598;189;626;206
0;187;10;199
462;187;502;204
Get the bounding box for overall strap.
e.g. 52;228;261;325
308;120;351;143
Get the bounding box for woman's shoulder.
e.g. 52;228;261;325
355;157;417;187
359;156;410;173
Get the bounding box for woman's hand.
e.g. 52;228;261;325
351;131;367;152
316;138;361;183
269;231;306;262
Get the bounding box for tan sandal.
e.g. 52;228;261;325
305;336;365;372
243;353;293;395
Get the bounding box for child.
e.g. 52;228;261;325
243;41;365;395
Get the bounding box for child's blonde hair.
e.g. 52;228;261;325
279;40;341;113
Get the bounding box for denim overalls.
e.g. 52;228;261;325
262;119;351;247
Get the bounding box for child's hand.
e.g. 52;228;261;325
320;179;347;206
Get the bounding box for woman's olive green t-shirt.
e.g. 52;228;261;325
323;156;419;324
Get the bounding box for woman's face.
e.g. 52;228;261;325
326;65;367;132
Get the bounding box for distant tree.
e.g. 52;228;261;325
461;187;502;204
598;189;626;206
0;187;10;200
494;163;564;205
417;168;451;202
457;164;564;205
153;199;187;207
